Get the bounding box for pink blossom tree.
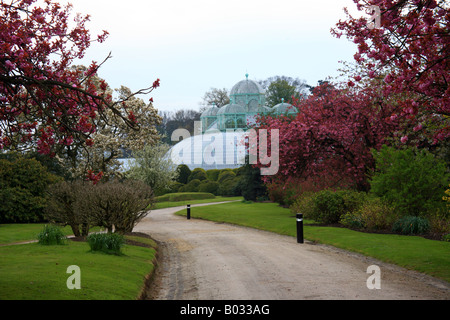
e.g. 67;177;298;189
332;0;449;145
256;82;399;192
0;0;160;161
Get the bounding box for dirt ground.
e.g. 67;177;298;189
134;202;450;300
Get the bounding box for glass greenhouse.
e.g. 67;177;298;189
167;74;298;170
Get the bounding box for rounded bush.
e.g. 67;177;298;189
392;216;430;235
188;168;207;182
198;180;219;195
217;170;236;184
312;190;345;224
183;179;201;192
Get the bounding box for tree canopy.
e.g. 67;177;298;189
0;0;160;166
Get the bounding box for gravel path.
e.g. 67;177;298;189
135;202;449;300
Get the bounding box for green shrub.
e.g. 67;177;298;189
206;169;220;181
217;170;236;184
217;177;241;196
0;156;60;223
370;145;449;216
291;192;312;215
237;162;267;201
181;179;202;192
428;209;450;236
198;180;220;195
311;190;346;224
337;189;368;214
358;197;398;231
340;212;366;229
188;168;207;182
155;192;215;202
37;224;67;245
176;164;191;184
392;216;430;235
292;189;367;225
87;233;125;255
169;181;185;193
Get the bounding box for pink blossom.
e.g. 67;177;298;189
5;60;15;70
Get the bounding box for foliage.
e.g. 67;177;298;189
155;192;215;202
0;0;160;161
310;190;346;224
206;169;220;181
392;216;431;235
87;233;125;255
180;179;202;192
46;179;154;234
45;180;90;237
217;176;241;197
37;224;67;245
443;184;450;211
127;143;178;193
332;0;449;144
428;210;450;237
66;83;162;181
176;164;191;184
188;168;208;182
0;156;60;223
369;145;449;216
291;189;367;225
258;76;310;106
217;169;236;184
84;179;154;233
343;197;398;231
198;180;220;195
237;160;267;201
256;81;398;192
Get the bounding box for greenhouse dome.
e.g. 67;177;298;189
273;99;298;115
173;74;292;170
167;130;248;170
216;102;247;130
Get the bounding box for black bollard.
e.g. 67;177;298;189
187;204;191;220
296;213;303;243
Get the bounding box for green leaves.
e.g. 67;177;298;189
37;224;67;245
370;145;449;216
87;233;125;255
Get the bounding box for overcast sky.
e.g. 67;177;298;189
67;0;366;112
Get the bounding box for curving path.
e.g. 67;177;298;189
135;202;449;300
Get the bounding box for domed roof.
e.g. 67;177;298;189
201;104;219;117
167;130;247;170
217;103;246;115
230;74;265;96
273;101;298;114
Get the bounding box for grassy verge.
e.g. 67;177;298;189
0;224;104;245
153;195;243;209
175;201;450;282
0;234;157;300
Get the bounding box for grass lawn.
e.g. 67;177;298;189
0;223;103;245
175;201;450;283
153;195;243;209
0;235;157;300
